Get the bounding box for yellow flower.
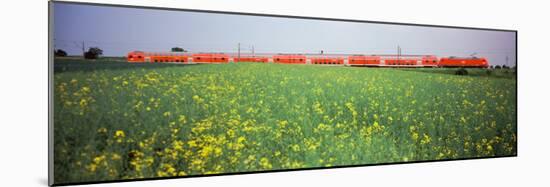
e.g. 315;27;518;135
178;115;187;124
460;116;467;123
237;136;246;143
114;130;125;138
97;127;107;133
79;99;88;108
291;144;300;152
420;134;431;144
188;140;197;147
111;153;121;160
260;157;272;169
93;155;106;164
87;163;97;172
411;132;419;141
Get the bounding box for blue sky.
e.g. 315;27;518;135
53;2;516;66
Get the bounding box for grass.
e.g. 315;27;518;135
53;58;517;184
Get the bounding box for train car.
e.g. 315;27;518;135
127;51;146;63
421;55;439;67
384;58;418;66
438;57;489;68
128;51;189;63
192;53;230;63
348;55;381;66
273;55;307;64
234;56;269;63
150;52;189;63
311;56;344;65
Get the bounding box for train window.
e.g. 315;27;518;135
154;60;158;62
276;58;280;61
221;58;225;60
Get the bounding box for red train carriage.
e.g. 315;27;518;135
384;58;418;66
234;56;269;63
348;55;381;66
127;51;189;63
421;55;439;67
438;57;489;68
311;56;344;65
149;52;189;63
273;55;307;64
192;53;229;63
127;51;145;63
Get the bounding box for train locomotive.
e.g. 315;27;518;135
127;51;489;68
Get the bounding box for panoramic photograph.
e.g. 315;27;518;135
51;2;517;185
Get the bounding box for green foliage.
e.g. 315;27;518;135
54;49;67;57
84;47;103;59
171;47;186;52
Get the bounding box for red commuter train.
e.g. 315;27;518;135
127;51;489;68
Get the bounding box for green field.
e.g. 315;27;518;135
53;58;517;183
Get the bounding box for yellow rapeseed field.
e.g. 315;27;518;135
53;59;516;183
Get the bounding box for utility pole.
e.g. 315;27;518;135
252;45;255;57
506;55;509;67
397;45;401;62
81;41;86;57
238;42;241;62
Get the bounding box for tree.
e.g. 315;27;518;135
54;49;67;57
495;65;502;69
171;47;187;52
84;47;103;59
